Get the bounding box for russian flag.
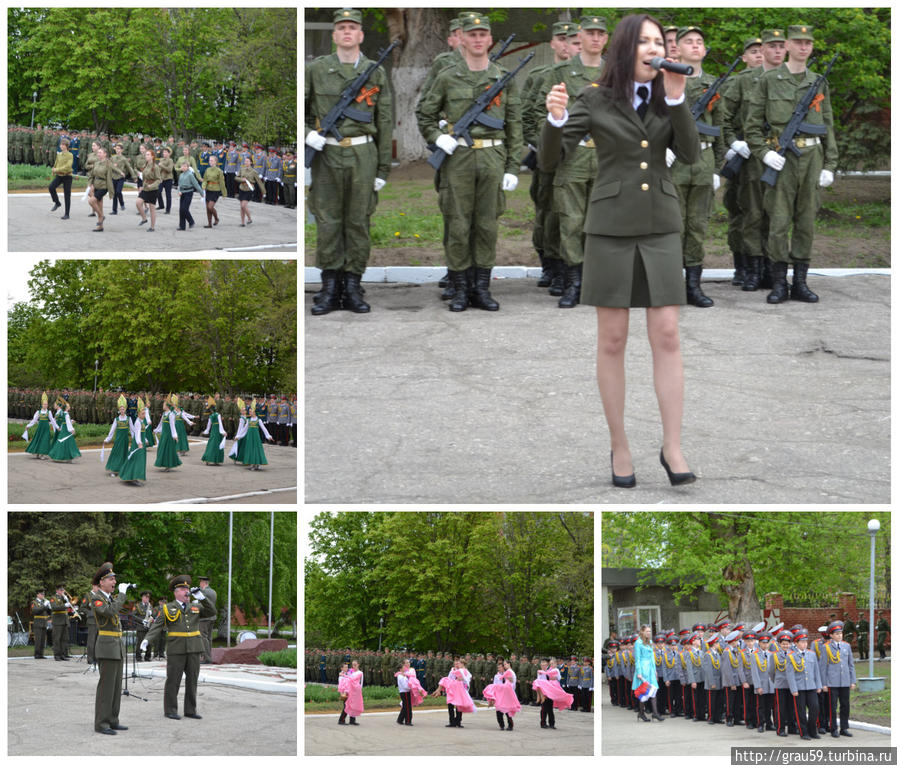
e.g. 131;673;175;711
633;681;652;702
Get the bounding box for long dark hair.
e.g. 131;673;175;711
598;13;667;116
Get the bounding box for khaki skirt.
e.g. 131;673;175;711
580;232;686;308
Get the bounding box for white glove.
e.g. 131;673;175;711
731;140;751;159
438;119;449;130
665;148;676;168
819;169;834;188
117;583;129;595
305;131;326;152
763;151;785;171
193;590;206;601
140;640;149;651
501;173;518;191
712;174;721;192
373;178;386;193
435;134;458;155
724;148;736;161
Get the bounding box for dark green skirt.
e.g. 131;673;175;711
175;418;190;451
25;419;53;455
154;425;183;469
239;426;268;466
105;428;131;473
48;430;81;461
119;439;147;482
202;426;225;464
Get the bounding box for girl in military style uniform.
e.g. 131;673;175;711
541;14;699;490
235;156;265;226
109;143;136;215
157;147;175;214
201;154;227;227
87;147;114;232
137;150;161;231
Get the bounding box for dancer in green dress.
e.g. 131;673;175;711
237;398;274;470
171;395;195;455
118;401;147;484
48;400;82;462
228;396;249;464
24;392;56;459
140;401;156;448
201;396;227;465
103;396;131;476
153;398;183;471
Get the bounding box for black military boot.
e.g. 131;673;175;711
790;262;819;303
731;252;746;286
447;270;469;312
558;263;582;308
766;261;790;304
469;267;500;311
537;252;552;288
685;265;714;307
760;257;774;289
342;272;371;313
742;256;762;291
311;270;341;316
548;260;564;296
438;269;450;288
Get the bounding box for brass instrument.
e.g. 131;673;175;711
62;589;84;621
142;601;154;628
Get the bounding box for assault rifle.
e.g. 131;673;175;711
490;33;516;62
305;40;400;168
691;55;742;138
760;52;838;186
426;52;535;171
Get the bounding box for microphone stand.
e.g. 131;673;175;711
121;613;149;703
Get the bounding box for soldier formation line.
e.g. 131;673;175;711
306;11;836;313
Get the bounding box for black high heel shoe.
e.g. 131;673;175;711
611;451;636;488
659;448;696;486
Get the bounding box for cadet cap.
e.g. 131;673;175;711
691;623;706;632
449;18;461;32
794;630;809;642
653;634;666;643
777;631;793;642
333;8;362;25
744;36;763;51
169;573;192;591
827;621;844;634
551;21;570;36
663;25;679;34
666;636;679;645
580;16;607;32
462;15;490;33
761;29;785;44
566;24;580;38
743;631;757;640
676;26;704;42
716;620;731;631
788;25;814;41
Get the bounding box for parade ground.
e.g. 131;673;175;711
8;436;298;504
8;191;298;252
305;271;889;504
305;703;593;756
8;655;296;755
600;689;889;755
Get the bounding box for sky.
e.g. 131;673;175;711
7;255;48;306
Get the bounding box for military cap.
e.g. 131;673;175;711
678;628;691;636
92;562;115;586
242;142;249;148
666;635;679;645
169;574;192;590
140;590;151;597
790;623;804;633
761;29;785;44
333;8;362;25
677;26;704;42
827;621;844;634
36;587;45;594
462;15;490;33
743;36;763;51
716;620;731;631
449;18;461;32
566;23;580;38
580;16;607;32
777;631;793;642
663;25;679;34
691;622;706;632
743;630;757;640
267;146;276;151
197;575;210;582
793;630;809;642
608;640;620;648
788;24;814;41
725;630;741;643
458;11;481;21
551;21;570;36
756;632;772;641
653;634;666;643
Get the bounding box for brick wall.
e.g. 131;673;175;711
764;593;890;648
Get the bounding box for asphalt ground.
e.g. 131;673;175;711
8;655;296;755
8;436;298;504
9;190;298;252
305;273;890;504
305;701;594;755
599;685;888;756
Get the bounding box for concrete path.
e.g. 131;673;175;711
305;702;593;755
9;191;297;252
8;655;296;755
305;274;889;504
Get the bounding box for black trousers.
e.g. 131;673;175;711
792;688;819;737
566;685;579;709
617;676;628;707
683;681;694;718
225;172;235;197
265;179;280;204
397;690;412;724
112;177;126;212
725;686;739;721
692;682;706;720
827;685;851;732
179;191;195;229
446;703;462;726
495;710;513;728
540;698;556;727
656;682;667;713
668;679;682;714
33;623;47;657
608;677;618;705
755;691;774;728
775;687;795;732
581;688;592;712
49;174;72;215
707;687;723;722
158;178;173;212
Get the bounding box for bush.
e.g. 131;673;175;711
304;683;402;703
259;647;296;668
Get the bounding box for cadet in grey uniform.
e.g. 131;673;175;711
818;621;856;738
276;396;290;445
720;632;742;725
750;631;775;732
685;633;706;721
773;631;795;735
701;641;724;723
579;657;593;712
605;640;620;706
786;629;822;740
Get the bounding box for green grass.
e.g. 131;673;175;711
304;682;449;712
259;647;297;668
8;421;113;451
8;163;91;191
849;659;890;725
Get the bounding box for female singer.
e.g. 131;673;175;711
541;13;699;488
48;400;81;462
201;398;227;465
102;398;131;476
153;400;183;471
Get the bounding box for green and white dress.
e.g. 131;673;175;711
201;411;227;464
104;415;131;474
118;418;147;483
142;410;156;448
236;415;272;467
48;411;81;462
174;409;194;452
228;415;248;463
153;410;183;469
24;408;56;456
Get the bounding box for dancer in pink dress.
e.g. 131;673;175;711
433;659;476;728
395;659;427;726
338;660;364;725
483;661;505;707
491;659;522;731
533;657;574;728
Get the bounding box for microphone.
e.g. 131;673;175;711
650;57;694;76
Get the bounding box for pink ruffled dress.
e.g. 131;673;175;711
482;672;504;703
438;668;476;714
395;668;428;706
491;669;522;716
343;669;365;717
532;667;574;709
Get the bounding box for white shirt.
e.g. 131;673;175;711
632;80;686;109
397;670;410;692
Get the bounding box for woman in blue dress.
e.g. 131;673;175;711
633;624;663;722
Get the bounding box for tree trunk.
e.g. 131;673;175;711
708;513;763;625
386;8;448;164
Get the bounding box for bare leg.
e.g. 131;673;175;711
148;203;157;229
646;305;690;473
595;307;632;476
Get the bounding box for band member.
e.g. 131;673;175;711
91;562;130;734
31;588;51;659
135;591;154;661
195;576;216;663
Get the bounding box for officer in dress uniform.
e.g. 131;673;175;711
141;574;216;720
306;8;393;316
31;588;51;659
91;562;129;734
49;584;71;660
579;657;593;711
264;146;283;205
282;150;298;209
819;621;856;737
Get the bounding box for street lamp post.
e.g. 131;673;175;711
30;91;37;129
857;519;885;692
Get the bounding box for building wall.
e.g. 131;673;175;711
764;593;890;648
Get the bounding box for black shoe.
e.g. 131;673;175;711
447;270;469;312
311;270;341;316
342;272;371;313
61;214;69;219
777;730;787;737
611;451;635;488
831;731;840;738
790;262;819;303
758;725;765;733
840;730;853;737
60;656;70;661
96;728;117;735
727;720;734;726
110;210;118;215
111;724;128;730
685;265;714;307
766;724;775;731
139;219;148;225
51;202;61;211
742;256;762;291
766;262;790;303
557;263;582;308
165;713;181;720
446;723;456;727
184;713;202;719
801;734;812;741
469;267;500;311
811;733;821;739
339;720;347;725
349;720;359;726
660;448;696;486
818;727;826;734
